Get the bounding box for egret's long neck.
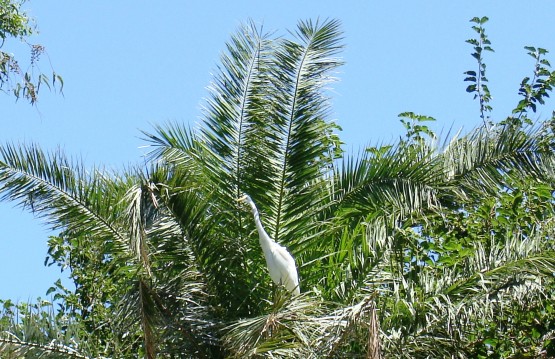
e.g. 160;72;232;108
249;203;273;250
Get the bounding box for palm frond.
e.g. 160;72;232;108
334;144;443;223
442;124;555;201
444;247;555;300
0;300;101;359
197;19;276;203
379;229;555;357
122;182;154;276
222;291;382;358
0;336;95;359
265;18;344;244
143;121;200;168
221;292;319;357
0;143;130;254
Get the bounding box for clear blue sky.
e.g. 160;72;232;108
1;1;555;301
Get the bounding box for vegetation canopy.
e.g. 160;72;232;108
1;15;555;359
0;0;62;105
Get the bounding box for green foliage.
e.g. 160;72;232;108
411;177;555;358
0;298;98;358
0;0;62;105
506;46;555;127
465;16;494;128
1;15;555;359
0;0;32;39
399;112;437;144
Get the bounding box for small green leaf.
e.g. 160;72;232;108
524;46;536;52
530;102;537;112
483;338;498;347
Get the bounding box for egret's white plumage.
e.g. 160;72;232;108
238;194;300;295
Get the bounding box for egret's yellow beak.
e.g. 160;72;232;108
237;195;248;202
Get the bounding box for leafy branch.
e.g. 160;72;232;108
508;47;555;126
0;0;63;105
464;16;494;129
398;112;437;145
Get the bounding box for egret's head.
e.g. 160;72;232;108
237;194;251;203
237;194;256;212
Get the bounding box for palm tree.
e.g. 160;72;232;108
1;18;555;358
145;17;555;357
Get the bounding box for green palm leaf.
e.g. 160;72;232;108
380;231;555;357
442;124;555;201
198;19;275;202
0;143;129;254
335;145;442;221
0;300;100;359
265;19;343;244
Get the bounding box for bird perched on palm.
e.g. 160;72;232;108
238;194;300;295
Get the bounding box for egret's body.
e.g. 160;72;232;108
238;195;300;295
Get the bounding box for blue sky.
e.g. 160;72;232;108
1;1;555;301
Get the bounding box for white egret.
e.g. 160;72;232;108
238;194;300;295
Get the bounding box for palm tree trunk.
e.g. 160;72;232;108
140;280;156;359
